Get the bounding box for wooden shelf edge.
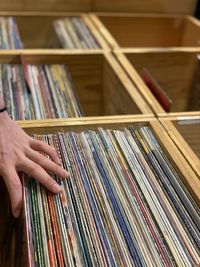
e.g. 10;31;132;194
159;117;200;178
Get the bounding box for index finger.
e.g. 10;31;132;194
29;139;60;164
26;149;69;179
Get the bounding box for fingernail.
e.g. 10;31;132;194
13;210;21;218
57;157;61;164
53;183;62;193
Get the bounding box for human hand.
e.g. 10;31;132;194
0;112;69;218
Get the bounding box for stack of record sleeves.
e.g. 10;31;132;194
0;64;83;120
53;17;100;49
24;125;200;267
0;17;22;49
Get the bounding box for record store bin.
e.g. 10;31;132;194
0;116;200;267
114;49;200;115
0;50;152;119
90;13;200;49
0;0;199;266
0;13;109;50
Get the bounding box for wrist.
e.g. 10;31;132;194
0;106;7;113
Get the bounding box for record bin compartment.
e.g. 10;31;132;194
159;113;200;178
1;116;200;266
0;12;109;50
115;49;200;115
0;51;152;118
90;13;200;49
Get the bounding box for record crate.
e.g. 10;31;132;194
159;112;200;179
0;50;152;118
0;12;109;50
0;115;200;267
90;13;200;50
114;49;200;115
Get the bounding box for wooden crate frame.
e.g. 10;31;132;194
0;115;199;266
114;48;200;115
0;12;110;50
0;50;153;119
90;13;200;50
159;112;200;178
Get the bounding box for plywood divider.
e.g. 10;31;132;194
18;115;154;132
21;49;104;55
0;0;197;13
114;50;164;114
182;15;200;46
158;111;200;117
150;120;200;205
0;0;91;12
91;0;197;14
159;114;200;178
103;53;152;114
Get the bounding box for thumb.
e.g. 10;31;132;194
2;168;22;218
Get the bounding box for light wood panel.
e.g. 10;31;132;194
182;16;200;46
103;53;151;115
0;0;91;12
115;49;200;115
174;120;200;158
90;14;200;49
92;0;197;14
159;114;200;177
0;0;196;13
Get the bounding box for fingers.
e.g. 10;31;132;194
26;149;69;179
2;168;22;218
29;139;60;164
21;158;62;194
28;139;69;178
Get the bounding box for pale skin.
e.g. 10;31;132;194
0;97;69;218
